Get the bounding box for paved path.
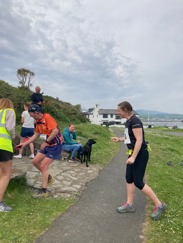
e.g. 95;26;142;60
34;128;146;243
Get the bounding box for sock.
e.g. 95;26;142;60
42;188;47;193
159;203;164;208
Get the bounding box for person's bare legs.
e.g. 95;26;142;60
29;142;34;155
17;137;25;155
32;153;53;188
126;183;135;205
32;152;46;171
0;160;12;201
141;184;161;207
39;157;53;188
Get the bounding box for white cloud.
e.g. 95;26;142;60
0;0;183;113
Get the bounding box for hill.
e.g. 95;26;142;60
136;109;183;120
0;80;88;125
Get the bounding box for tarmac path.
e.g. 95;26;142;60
36;128;147;243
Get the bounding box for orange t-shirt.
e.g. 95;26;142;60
35;113;62;144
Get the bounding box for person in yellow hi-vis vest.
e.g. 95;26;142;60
0;98;16;212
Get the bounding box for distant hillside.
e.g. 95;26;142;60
0;80;88;125
136;109;183;120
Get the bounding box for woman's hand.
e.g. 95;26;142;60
40;141;48;150
111;137;124;142
16;143;25;150
111;137;119;142
126;156;135;164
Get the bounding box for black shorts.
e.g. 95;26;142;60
125;148;149;190
0;149;13;162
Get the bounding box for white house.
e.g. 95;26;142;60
84;104;126;125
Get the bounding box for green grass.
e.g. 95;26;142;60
0;177;75;243
143;131;183;243
2;125;182;242
0;124;119;243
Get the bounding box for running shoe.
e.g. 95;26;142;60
32;189;49;198
0;201;12;212
14;154;22;159
117;202;135;213
151;202;167;220
29;154;35;159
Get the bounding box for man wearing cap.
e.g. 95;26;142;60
17;104;63;198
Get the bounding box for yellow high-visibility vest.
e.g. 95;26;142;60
0;108;15;152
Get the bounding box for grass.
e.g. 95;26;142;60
2;125;182;242
143;130;183;243
0;124;119;243
0;177;75;243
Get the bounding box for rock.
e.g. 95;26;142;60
166;161;174;166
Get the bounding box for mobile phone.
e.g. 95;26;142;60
16;145;22;150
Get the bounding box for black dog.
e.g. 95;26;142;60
80;139;96;167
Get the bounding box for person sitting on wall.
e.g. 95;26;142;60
62;124;82;163
31;86;44;106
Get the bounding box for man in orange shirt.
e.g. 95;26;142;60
18;104;63;198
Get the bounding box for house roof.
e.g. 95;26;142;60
84;107;138;115
98;109;138;115
99;109;118;115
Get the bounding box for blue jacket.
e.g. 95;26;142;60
62;127;78;145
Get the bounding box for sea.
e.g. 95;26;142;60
143;121;183;129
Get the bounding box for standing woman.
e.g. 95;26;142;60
111;101;166;220
14;102;35;159
0;98;16;212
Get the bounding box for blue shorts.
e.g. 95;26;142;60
21;127;34;137
39;144;62;160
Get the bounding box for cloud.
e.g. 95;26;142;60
0;0;183;113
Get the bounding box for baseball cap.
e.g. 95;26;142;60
28;104;42;113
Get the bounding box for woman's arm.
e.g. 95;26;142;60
6;110;16;139
127;128;143;164
21;116;24;124
111;137;124;142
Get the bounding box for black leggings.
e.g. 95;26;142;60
125;149;149;190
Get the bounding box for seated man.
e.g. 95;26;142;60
62;124;82;162
31;86;44;106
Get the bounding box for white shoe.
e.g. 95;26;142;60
14;154;22;159
29;154;34;159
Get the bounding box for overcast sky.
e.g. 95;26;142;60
0;0;183;114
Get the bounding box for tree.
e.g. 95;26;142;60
17;68;35;89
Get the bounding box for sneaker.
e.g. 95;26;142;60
151;202;167;220
48;175;55;186
29;154;35;159
0;201;12;212
74;157;81;162
32;189;49;198
68;159;75;163
14;154;22;159
117;202;135;213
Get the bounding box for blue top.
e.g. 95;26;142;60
62;127;78;145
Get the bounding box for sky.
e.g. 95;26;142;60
0;0;183;114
